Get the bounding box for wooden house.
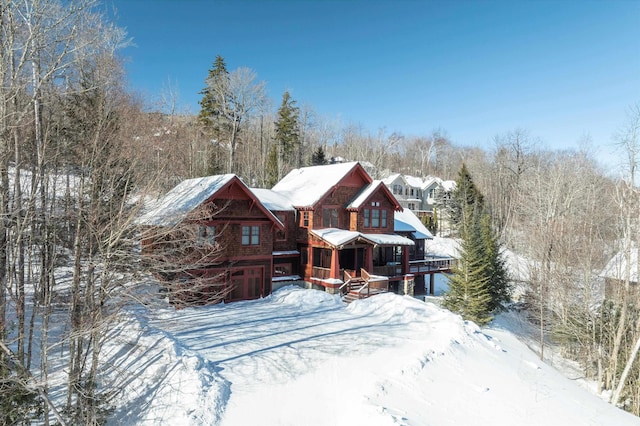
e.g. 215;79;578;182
138;162;452;305
137;174;284;305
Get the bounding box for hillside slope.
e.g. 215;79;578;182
103;287;639;425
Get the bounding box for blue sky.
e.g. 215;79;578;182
108;0;639;164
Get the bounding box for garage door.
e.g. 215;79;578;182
229;267;263;301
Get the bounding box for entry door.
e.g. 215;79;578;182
229;267;263;301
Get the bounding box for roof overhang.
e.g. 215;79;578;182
311;228;414;249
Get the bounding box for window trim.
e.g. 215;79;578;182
242;225;260;245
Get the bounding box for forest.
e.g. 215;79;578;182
1;0;640;423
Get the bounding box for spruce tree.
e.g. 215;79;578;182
480;214;511;311
444;164;510;324
198;55;229;175
311;145;327;165
274;91;300;166
443;203;492;325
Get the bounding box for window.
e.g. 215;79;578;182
429;189;436;199
393;184;402;195
196;225;216;246
372;209;380;227
242;225;260;245
302;211;309;227
364;207;388;229
323;207;339;228
274;263;292;276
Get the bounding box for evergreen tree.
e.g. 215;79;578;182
311;145;327;166
480;214;511;311
448;163;484;231
274;91;300;165
265;144;279;187
198;55;228;131
443;203;492;325
198;55;229;175
444;164;510;324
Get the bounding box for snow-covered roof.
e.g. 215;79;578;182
394;209;433;240
381;173;404;186
347;180;385;209
442;180;457;192
136;174;236;227
361;233;414;246
422;176;443;190
601;248;639;283
404;175;424;189
310;228;413;248
271;162;366;207
251;188;295;211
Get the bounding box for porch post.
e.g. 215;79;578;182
365;246;373;273
331;248;341;280
429;273;435;295
402;246;409;275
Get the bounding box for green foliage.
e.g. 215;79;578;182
448;163;485;231
311;145;328;166
443;205;492;325
274;91;300;164
480;214;511;312
0;356;43;424
265;144;279;187
198;55;229;132
444;164;510;325
422;209;438;235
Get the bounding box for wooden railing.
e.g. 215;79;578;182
409;257;454;274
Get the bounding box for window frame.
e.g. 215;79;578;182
241;225;260;246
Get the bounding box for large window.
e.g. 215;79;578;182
364;202;388;229
371;209;380;227
323;207;339;228
242;225;260;245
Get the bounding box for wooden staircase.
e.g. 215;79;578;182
340;271;388;304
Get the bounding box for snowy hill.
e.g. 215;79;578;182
103;287;639;425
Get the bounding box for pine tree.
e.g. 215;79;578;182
198;55;229;175
444;164;510;324
448;163;484;231
480;214;511;311
274;91;300;163
198;55;228;131
311;145;327;165
443;203;492;325
265;144;279;187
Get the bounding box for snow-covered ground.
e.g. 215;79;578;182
103;286;639;425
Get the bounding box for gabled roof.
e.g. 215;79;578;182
381;173;406;186
404;175;425;189
271;162;371;208
136;174;282;229
347;180;402;211
394;208;433;240
251;188;295;211
601;248;639;283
